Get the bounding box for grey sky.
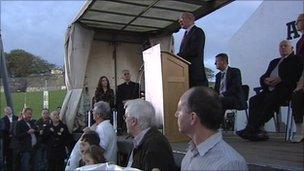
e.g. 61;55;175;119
1;1;262;71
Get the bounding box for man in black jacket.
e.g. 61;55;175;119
16;107;37;171
116;70;139;134
1;106;18;170
237;40;303;141
124;99;176;171
214;53;245;113
177;12;208;87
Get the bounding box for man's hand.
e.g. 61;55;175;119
294;80;304;92
27;128;35;134
269;76;282;86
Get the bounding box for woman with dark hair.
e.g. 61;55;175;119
93;76;114;109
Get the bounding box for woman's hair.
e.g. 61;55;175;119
80;131;100;146
96;76;110;91
84;145;107;164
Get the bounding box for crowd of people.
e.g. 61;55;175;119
0;12;303;171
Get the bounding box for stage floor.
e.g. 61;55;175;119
118;132;304;170
170;132;304;171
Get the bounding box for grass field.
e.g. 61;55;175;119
0;90;66;119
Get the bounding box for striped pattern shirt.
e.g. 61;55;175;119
181;132;248;171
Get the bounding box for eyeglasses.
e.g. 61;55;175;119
124;73;130;76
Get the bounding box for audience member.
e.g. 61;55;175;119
237;40;303;141
92;101;117;164
177;12;208;87
116;70;139;134
65;127;98;170
82;145;107;165
214;53;245;114
15;107;37;171
93;76;114;109
44;111;70;171
175;87;248;170
1;106;18;170
34;108;51;170
124;99;177;171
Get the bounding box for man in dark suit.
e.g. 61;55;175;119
16;108;37;171
116;69;139;134
237;40;303;141
296;13;304;61
177;12;208;87
290;13;304;143
214;53;245;114
1;106;18;170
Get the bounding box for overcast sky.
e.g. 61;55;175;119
1;1;262;71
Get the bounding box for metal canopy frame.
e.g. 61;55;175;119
75;0;232;35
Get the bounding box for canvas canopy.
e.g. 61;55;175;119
61;0;232;132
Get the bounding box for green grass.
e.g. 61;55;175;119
0;90;66;119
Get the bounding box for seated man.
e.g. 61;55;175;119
124;99;177;171
291;69;304;143
237;40;303;141
116;70;139;134
175;87;247;170
214;53;245;113
92;101;117;164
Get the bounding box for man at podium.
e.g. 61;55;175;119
177;12;208;87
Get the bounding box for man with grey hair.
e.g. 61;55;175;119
237;40;303;141
92;101;117;163
124;99;176;171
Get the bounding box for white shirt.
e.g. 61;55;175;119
181;132;248;171
95;120;117;164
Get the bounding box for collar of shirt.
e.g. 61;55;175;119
7;115;13;122
188;132;222;157
221;66;228;75
186;24;195;33
133;127;150;148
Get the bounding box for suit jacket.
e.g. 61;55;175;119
131;127;177;171
296;34;304;62
215;67;245;109
260;52;303;96
116;81;139;110
1;115;18;149
15;119;37;152
177;25;208;87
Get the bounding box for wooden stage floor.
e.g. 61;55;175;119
118;132;304;171
171;132;304;171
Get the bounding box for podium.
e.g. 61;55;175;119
143;44;189;142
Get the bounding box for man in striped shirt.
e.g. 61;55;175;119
175;87;248;170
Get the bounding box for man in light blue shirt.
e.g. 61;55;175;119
175;87;248;170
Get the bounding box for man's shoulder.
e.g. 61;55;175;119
144;128;170;147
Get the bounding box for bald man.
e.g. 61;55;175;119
237;40;303;141
177;12;208;87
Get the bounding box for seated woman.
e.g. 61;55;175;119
93;76;114;109
82;145;107;165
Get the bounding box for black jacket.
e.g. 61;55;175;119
215;67;245;109
1;115;18;148
116;81;139;109
15;119;37;152
177;25;208;87
296;34;304;62
131;127;177;171
260;52;303;94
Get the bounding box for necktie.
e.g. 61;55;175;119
219;72;225;94
179;31;188;52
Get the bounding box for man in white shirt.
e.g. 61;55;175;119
175;87;248;170
92;101;117;164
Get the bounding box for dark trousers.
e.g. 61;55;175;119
220;96;240;112
48;157;64;171
3;145;13;170
247;89;289;131
117;106;126;133
20;151;31;171
292;90;304;124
